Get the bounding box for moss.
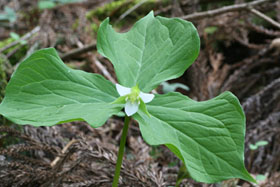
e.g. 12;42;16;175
86;0;160;21
91;23;99;32
0;37;28;68
0;51;22;146
72;20;78;30
0;55;7;101
0;55;8;132
86;0;168;37
86;0;131;20
0;38;15;53
8;46;28;65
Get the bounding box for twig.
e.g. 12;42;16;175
233;33;264;49
0;26;40;53
94;56;116;83
180;0;270;20
50;0;106;10
117;0;148;22
12;42;40;71
50;139;78;167
249;8;280;30
246;20;280;36
22;42;40;61
6;45;21;58
60;43;116;83
60;42;96;60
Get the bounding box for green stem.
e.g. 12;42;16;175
112;115;131;187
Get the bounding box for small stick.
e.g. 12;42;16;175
117;0;148;22
6;45;21;58
0;26;40;53
94;56;116;83
180;0;270;20
60;42;96;60
249;8;280;30
12;42;40;71
50;139;78;167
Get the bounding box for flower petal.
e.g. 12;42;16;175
125;101;139;116
139;92;154;103
116;84;131;96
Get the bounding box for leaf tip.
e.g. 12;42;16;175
98;17;111;33
103;17;110;24
147;10;154;17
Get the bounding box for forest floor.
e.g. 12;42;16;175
0;0;280;186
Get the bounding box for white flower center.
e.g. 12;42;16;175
116;84;154;116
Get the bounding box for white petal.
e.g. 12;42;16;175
139;92;154;103
116;84;131;96
125;101;139;116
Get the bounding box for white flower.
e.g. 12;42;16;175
116;84;154;116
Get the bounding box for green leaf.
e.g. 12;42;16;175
97;11;200;92
0;48;122;127
255;140;268;147
256;174;266;181
57;0;82;3
0;7;16;23
161;81;189;93
249;144;258;150
204;26;218;34
38;1;56;10
10;32;20;40
20;40;27;45
134;92;255;183
5;6;17;23
249;140;268;150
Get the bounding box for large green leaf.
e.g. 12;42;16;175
0;48;122;127
134;92;255;183
97;11;200;92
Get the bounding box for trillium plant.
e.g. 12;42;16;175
0;12;256;186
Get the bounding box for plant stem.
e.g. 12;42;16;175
112;115;131;187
